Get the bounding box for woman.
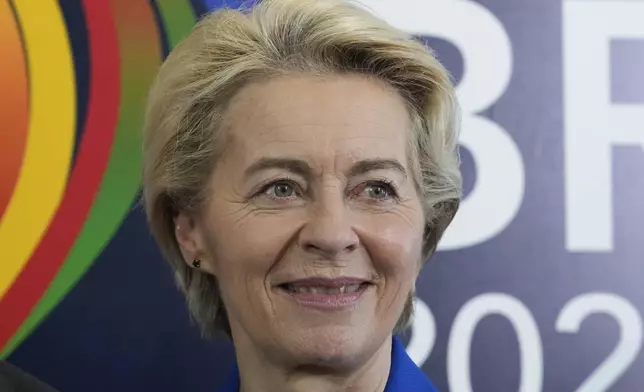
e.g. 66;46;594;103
142;0;461;390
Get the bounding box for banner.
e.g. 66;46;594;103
1;0;642;391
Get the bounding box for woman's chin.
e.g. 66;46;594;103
276;324;378;368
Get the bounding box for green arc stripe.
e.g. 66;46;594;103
156;0;197;50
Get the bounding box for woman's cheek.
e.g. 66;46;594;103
361;214;423;269
216;211;305;276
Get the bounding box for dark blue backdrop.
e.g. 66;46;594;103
8;0;644;391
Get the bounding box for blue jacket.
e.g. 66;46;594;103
219;336;439;391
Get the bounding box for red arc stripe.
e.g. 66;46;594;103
0;0;120;346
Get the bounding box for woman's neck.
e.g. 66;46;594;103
233;335;393;392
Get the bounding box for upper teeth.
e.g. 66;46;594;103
286;284;363;294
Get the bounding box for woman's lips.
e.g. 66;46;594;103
278;281;370;311
282;282;364;294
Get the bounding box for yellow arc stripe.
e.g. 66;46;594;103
0;0;75;299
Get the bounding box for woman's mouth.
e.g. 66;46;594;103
281;283;366;294
277;279;371;311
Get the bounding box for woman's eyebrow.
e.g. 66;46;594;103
346;159;407;179
244;158;312;180
244;157;408;180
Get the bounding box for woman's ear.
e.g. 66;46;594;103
174;212;217;275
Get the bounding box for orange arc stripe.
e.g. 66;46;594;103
0;0;76;299
0;0;29;219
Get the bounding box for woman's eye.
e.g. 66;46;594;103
264;181;296;198
362;181;397;200
365;184;388;199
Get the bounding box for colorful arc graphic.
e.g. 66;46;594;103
0;0;121;353
0;0;75;300
0;0;197;357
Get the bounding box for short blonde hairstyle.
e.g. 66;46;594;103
142;0;461;338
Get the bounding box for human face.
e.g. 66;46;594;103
196;74;424;368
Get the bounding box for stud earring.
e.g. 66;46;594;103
192;259;201;268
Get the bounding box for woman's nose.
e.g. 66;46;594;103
297;195;360;259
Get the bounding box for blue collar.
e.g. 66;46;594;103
219;336;439;392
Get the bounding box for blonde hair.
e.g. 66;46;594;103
142;0;461;338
